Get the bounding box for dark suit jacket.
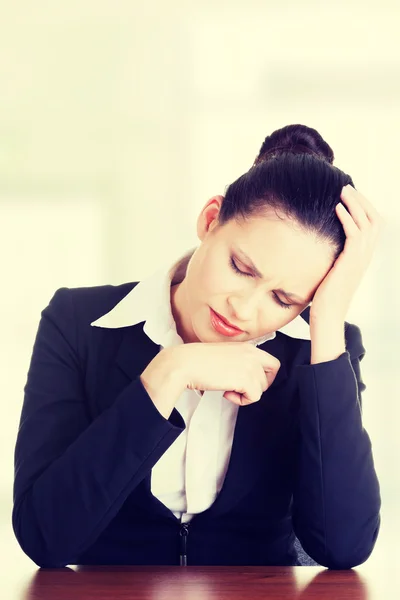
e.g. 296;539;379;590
12;283;381;569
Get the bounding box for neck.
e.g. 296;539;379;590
170;280;198;344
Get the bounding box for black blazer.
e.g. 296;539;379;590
12;282;381;569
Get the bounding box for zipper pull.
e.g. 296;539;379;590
179;523;190;566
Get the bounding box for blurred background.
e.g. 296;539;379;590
1;0;399;596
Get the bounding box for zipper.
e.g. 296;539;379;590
179;522;190;566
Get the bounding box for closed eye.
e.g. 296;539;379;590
229;257;293;310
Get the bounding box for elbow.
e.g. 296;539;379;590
320;545;376;570
12;498;70;568
13;529;69;568
299;513;381;570
321;545;376;570
29;552;69;569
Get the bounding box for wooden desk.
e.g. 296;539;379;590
20;565;382;599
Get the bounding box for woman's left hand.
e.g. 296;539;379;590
309;184;386;322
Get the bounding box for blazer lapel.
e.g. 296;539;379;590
115;321;161;383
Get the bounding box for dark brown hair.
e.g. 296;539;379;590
218;124;354;260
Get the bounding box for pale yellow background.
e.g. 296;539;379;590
1;1;399;596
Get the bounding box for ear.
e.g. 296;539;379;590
197;195;224;240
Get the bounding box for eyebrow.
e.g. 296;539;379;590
235;247;309;304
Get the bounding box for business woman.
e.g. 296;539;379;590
12;123;383;569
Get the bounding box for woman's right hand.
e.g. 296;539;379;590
170;342;281;406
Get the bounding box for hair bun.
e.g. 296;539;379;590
255;124;334;165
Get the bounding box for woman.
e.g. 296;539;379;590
12;124;383;569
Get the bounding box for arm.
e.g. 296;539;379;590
292;323;381;569
12;288;185;568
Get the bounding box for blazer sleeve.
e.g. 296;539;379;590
12;287;185;568
291;323;381;569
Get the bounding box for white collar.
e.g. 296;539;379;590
90;246;311;346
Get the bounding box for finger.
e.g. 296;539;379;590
223;391;241;405
257;350;281;375
341;185;383;226
339;187;370;230
336;203;360;238
242;378;263;405
260;366;269;393
224;390;253;406
262;369;276;389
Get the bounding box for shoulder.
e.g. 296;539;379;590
45;281;139;328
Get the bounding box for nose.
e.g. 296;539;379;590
228;293;260;327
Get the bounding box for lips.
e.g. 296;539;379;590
210;307;245;336
213;310;244;332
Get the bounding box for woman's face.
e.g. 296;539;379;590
171;196;336;344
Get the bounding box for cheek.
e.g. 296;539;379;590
206;264;241;296
185;257;221;302
255;300;303;331
192;255;233;295
201;269;224;296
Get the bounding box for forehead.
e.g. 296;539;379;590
224;213;334;294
